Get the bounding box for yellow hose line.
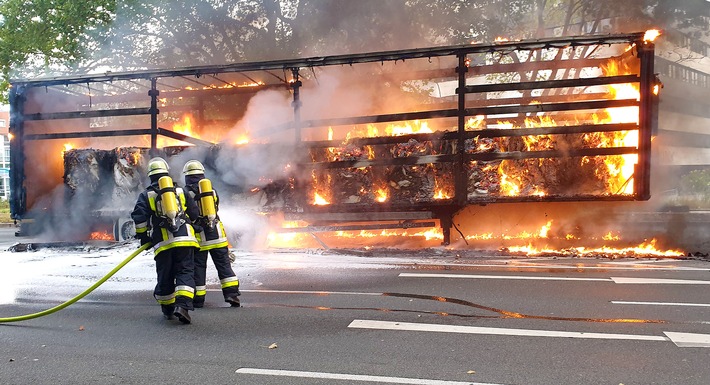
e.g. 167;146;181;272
0;242;152;323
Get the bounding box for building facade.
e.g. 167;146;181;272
0;109;9;200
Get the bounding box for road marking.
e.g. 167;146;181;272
237;289;381;295
610;277;710;284
399;273;710;285
612;300;710;308
235;367;502;384
348;319;710;348
399;273;609;282
663;332;710;347
436;263;709;271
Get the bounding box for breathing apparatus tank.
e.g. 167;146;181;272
198;178;217;229
158;176;180;230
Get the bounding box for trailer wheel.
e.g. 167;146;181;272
113;218;136;241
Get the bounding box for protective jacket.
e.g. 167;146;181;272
184;174;229;251
131;178;200;254
184;173;240;307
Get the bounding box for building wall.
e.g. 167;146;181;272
0;110;9;200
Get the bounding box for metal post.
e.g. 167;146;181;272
291;68;302;142
636;40;655;200
148;78;160;155
8;85;26;221
455;53;468;206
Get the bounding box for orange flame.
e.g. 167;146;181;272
89;231;114;241
643;29;661;43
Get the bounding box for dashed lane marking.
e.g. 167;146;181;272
610;277;710;284
612;300;710;307
347;319;710;348
398;273;609;281
235;368;505;384
399;273;710;285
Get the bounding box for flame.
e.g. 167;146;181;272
62;143;74;159
89;231;114;241
234;133;249;145
603;231;620;241
433;190;450;200
181;81;263;92
313;192;329;205
375;186;389;203
173;114;195;138
643;29;661;43
538;220;552;238
291;48;664;254
508;238;683;258
599;59;641;194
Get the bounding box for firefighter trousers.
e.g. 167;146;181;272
193;246;240;307
154;246;196;314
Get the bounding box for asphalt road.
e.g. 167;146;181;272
2;227;710;385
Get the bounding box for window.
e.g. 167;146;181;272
0;120;6;128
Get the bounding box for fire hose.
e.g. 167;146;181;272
0;242;152;323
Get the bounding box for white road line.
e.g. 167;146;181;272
398;273;609;281
399;273;710;285
235;368;502;385
349;319;665;341
610;277;710;284
348;320;710;347
612;300;710;307
237;289;381;295
663;332;710;348
433;263;708;271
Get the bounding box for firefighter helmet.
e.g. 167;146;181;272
182;160;205;176
147;157;170;176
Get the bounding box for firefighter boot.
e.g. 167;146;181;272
161;305;175;320
173;307;191;324
225;294;240;307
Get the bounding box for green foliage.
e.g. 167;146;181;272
0;0;708;104
0;0;120;102
680;169;710;196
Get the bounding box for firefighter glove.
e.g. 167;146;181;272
137;233;151;246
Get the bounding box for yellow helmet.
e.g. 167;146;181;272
182;160;205;176
147;157;170;176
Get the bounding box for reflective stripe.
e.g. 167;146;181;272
175;285;194;294
156;298;176;305
135;221;148;233
153;237;200;254
155;292;176;305
147;191;158;211
198;222;229;251
195;285;207;297
220;276;240;289
200;237;229;251
175;285;195;299
175;289;195;299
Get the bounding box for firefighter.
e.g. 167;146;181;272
131;157;201;324
182;159;241;308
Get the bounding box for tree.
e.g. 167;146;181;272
0;0;120;100
1;0;708;104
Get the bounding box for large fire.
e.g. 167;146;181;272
267;35;681;258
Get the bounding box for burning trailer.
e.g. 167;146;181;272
8;31;671;252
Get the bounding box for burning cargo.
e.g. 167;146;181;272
9;31;677;254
